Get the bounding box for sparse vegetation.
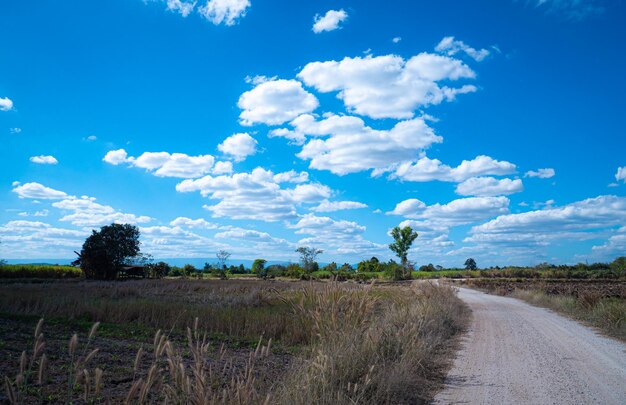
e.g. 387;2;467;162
460;278;626;341
0;279;468;404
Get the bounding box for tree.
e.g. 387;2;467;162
0;239;6;266
296;246;323;274
252;259;268;278
215;250;231;279
73;223;141;280
464;258;477;270
389;226;418;279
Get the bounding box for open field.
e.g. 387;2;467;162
457;278;626;341
0;279;468;404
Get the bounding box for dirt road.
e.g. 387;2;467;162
433;288;626;405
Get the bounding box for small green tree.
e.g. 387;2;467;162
296;246;323;274
464;258;477;270
388;226;418;280
252;259;268;278
73;223;141;280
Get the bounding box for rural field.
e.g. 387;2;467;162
0;277;469;404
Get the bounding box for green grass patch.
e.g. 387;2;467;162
0;264;83;279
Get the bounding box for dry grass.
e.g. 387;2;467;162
2;279;468;404
510;289;626;341
275;282;469;404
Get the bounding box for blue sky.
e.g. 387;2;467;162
1;0;625;267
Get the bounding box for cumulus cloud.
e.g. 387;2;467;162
103;149;215;178
0;220;88;259
466;196;626;258
392;37;402;43
176;168;330;221
615;166;626;183
12;182;68;200
291;214;385;256
212;161;233;174
435;36;490;62
297;53;476;119
217;133;258;161
311;200;368;212
525;168;555;178
455;177;524;196
198;0;250;25
312;9;348;33
288;114;442;175
12;182;152;228
0;97;14;111
169;217;217;229
10;128;21;134
29;155;58;165
238;79;319;126
389;196;510;226
52;197;152;227
393;155;517;183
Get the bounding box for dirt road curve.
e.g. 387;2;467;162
433;288;626;405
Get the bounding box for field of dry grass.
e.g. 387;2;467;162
1;279;468;404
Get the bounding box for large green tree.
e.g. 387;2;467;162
73;223;141;280
389;226;418;279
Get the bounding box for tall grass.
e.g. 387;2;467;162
511;289;626;341
275;282;469;404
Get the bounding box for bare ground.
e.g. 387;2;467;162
433;287;626;405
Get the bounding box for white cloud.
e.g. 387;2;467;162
392;37;402;43
10;128;21;134
466;196;626;259
198;0;250;25
52;197;152;227
176;168;328;222
525;168;555;178
217;133;258;161
166;0;196;17
291;214;385;256
86;135;97;141
393;155;517;182
615;166;626;183
455;177;524;196
238;79;319;126
289;183;331;203
140;225;223;258
471;195;626;236
169;217;217;229
311;200;368;212
292;114;442;175
0;220;88;259
312;9;348;33
12;182;68;200
297;53;476;119
435;36;490;62
103;149;215;178
212;161;233;174
0;97;14;111
29;155;59;165
389;196;510;226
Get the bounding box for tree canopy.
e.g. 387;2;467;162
73;223;141;280
464;258;478;270
296;246;323;274
389;226;418;267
